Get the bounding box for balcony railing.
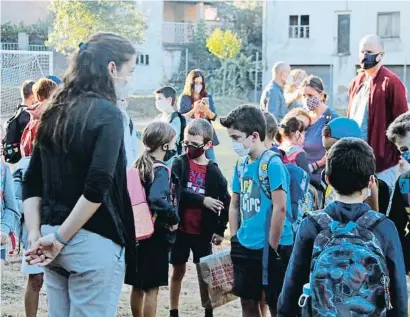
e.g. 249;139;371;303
163;21;228;44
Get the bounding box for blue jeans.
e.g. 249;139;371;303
41;225;125;317
205;147;216;161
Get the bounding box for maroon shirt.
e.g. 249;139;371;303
180;160;207;235
348;66;408;173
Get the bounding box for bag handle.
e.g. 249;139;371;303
153;162;171;180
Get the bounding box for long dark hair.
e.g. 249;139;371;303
275;116;305;144
182;69;207;103
37;33;136;151
134;122;176;184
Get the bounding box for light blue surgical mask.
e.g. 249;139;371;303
232;141;250;157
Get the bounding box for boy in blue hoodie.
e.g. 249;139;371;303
278;138;408;316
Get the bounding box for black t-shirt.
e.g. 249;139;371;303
22;98;135;248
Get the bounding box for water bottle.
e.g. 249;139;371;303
298;283;312;316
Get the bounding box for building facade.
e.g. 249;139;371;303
1;0;223;94
262;0;410;109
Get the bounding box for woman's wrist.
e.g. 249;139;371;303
54;231;69;246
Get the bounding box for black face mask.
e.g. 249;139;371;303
361;53;381;70
163;148;177;162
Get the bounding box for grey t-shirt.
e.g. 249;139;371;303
350;78;371;141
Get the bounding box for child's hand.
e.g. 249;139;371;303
204;197;224;213
0;232;8;245
169;224;179;232
212;234;223;246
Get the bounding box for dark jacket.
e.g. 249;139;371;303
390;170;410;274
145;163;180;244
171;154;230;240
22;98;138;285
277;202;408;317
348;66;408;173
178;94;220;146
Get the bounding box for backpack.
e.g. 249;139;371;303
20;113;40;157
2;107;28;163
236;150;310;234
307;207;392;316
12;156;31;250
169;112;187;155
126;163;171;240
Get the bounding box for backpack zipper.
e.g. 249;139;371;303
381;275;393;310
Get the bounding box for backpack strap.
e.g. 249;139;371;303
235;156;248;182
356;210;386;231
258;150;278;199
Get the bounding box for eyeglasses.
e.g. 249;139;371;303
182;141;205;149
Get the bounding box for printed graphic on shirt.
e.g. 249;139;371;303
188;166;206;194
239;176;261;223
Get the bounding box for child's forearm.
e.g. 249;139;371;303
269;190;287;249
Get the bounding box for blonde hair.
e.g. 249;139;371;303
134;121;176;183
283;108;311;126
285;69;307;106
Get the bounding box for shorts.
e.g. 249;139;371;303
265;245;293;310
21;250;45;275
133;231;170;291
170;231;212;265
230;236;264;301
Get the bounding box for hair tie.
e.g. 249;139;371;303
79;42;88;52
280;123;287;129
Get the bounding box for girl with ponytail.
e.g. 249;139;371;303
275;116;310;174
130;121;180;317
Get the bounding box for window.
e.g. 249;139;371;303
136;54;149;66
377;12;400;38
337;14;350;54
289;15;310;39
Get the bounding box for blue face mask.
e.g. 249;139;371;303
402;150;410;163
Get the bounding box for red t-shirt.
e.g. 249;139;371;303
180;159;208;235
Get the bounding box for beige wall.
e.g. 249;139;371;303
1;0;50;25
163;2;197;22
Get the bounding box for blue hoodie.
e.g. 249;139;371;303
278;201;408;317
1;162;20;236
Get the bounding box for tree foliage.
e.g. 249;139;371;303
214;1;262;55
1;21;49;44
206;28;242;60
47;0;147;54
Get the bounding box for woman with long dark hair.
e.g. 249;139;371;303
178;69;219;161
23;33;137;316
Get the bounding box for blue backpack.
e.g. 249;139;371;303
307;206;392;316
236;150;310;234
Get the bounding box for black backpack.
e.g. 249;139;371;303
169;112;187;155
2;106;29;164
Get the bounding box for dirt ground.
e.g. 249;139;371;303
1;124;409;316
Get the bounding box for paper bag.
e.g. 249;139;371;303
197;249;237;309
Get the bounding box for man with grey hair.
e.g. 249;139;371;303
348;34;408;214
260;62;291;119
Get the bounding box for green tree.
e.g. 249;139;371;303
207;28;241;95
47;0;146;54
214;1;262;56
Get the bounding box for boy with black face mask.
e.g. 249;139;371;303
387;112;410;276
170;119;230;317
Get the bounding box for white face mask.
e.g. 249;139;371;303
155;99;174;114
194;84;203;94
112;64;136;101
232;141;250;157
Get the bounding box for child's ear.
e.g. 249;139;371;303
167;97;173;105
325;174;330;186
368;175;376;189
